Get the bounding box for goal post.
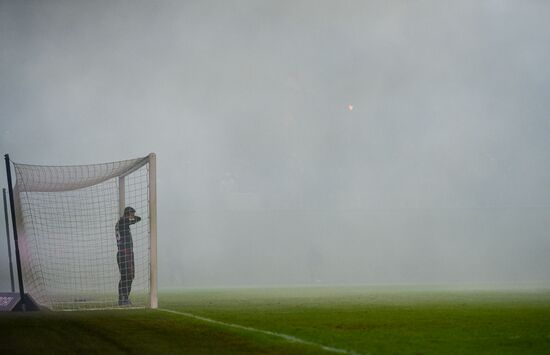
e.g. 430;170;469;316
8;154;158;311
148;153;158;309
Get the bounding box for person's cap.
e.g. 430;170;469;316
124;206;136;214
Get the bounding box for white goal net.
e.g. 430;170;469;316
12;154;157;311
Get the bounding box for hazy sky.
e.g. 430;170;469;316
1;0;550;289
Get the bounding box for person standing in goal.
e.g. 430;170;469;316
115;206;141;306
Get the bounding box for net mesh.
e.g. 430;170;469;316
13;156;152;310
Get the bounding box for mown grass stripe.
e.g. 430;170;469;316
157;308;362;355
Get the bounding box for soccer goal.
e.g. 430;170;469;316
9;154;157;311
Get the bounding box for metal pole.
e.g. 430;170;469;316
4;154;25;299
3;188;15;292
118;176;125;217
148;153;158;309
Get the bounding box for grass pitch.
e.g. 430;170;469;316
2;285;550;354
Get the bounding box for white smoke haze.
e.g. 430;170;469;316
1;0;549;289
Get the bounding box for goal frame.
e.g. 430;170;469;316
4;153;158;310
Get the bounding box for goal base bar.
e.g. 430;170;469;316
0;292;41;312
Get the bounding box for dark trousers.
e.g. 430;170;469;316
117;249;135;301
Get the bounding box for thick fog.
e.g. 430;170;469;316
1;0;550;289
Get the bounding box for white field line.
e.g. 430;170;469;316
157;308;363;355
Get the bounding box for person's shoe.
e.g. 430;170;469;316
118;299;129;306
118;300;132;306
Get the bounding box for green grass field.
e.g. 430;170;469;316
2;285;550;354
